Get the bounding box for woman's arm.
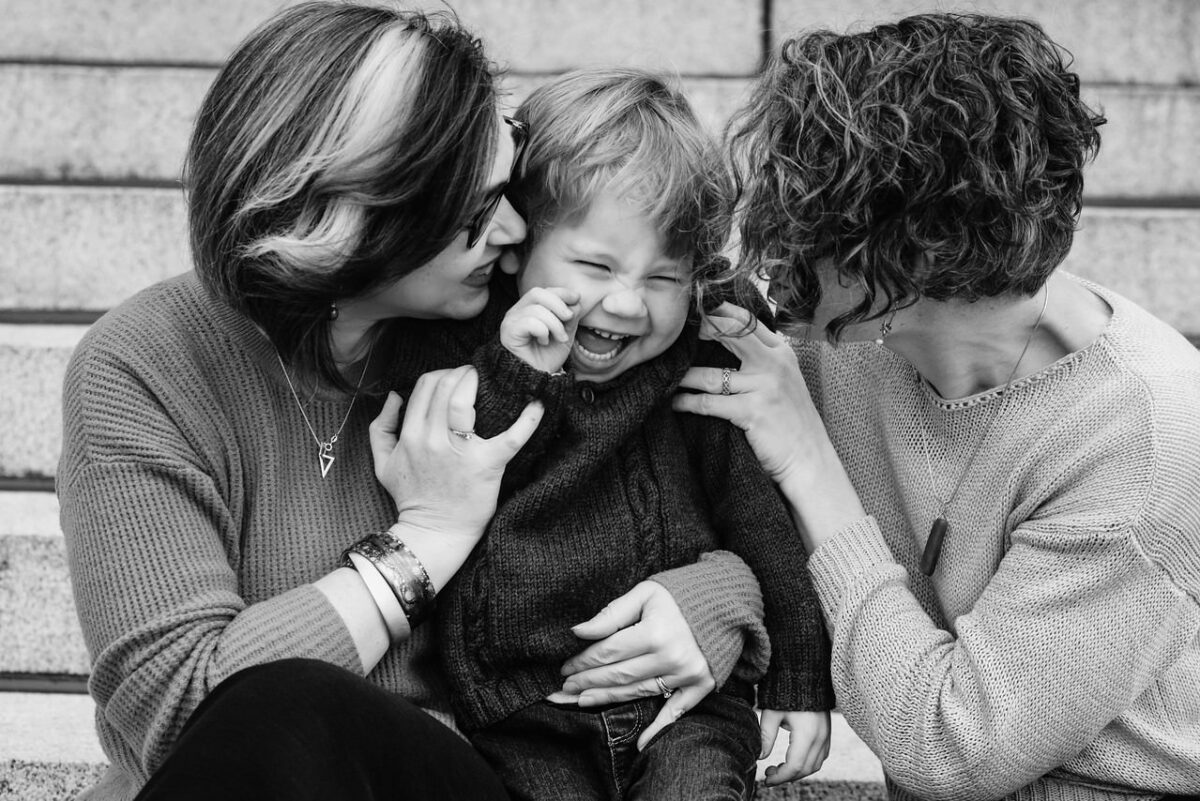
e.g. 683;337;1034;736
323;367;545;667
552;551;768;750
671;302;1200;799
61;350;538;776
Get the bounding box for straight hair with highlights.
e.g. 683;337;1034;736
186;2;499;388
727;12;1106;339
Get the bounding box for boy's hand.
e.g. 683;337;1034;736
500;286;581;374
759;709;831;786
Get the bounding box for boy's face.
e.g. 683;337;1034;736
516;188;692;383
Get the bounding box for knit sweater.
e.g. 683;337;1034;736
57;272;770;801
436;274;834;732
802;275;1200;801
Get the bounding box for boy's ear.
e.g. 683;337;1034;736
499;250;521;275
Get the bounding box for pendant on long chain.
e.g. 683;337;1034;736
318;438;336;478
920;517;949;575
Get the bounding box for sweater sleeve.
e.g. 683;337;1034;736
470;334;572;492
688;409;835;711
683;288;835;711
58;344;362;779
648;550;771;689
809;509;1200;801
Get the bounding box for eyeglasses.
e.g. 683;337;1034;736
465;116;529;248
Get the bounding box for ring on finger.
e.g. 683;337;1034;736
720;367;736;396
449;428;475;440
654;676;674;699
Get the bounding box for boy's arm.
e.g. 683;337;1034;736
685;383;835;711
469;334;571;491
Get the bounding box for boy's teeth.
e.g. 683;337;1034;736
586;328;627;340
575;327;630;359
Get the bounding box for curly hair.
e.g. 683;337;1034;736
508;68;735;310
726;12;1105;338
186;2;498;389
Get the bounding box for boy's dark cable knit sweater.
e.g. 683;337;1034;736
415;273;833;732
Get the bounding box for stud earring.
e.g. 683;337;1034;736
874;312;895;346
329;301;339;321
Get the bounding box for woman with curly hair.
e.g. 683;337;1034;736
675;13;1200;801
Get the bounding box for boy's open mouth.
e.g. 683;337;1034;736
574;326;633;362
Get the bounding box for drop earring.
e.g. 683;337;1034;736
874;312;896;346
329;301;339;321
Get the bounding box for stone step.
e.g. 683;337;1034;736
2;197;1195;324
0;694;883;799
0;67;754;183
0;326;85;482
7;0;1199;86
3;64;1198;198
0;494;89;676
2;0;761;75
773;0;1200;86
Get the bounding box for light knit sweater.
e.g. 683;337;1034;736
802;275;1200;801
57;272;768;801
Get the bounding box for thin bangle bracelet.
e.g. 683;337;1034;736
345;551;407;643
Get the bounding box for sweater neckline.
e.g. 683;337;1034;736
184;272;369;404
900;273;1122;412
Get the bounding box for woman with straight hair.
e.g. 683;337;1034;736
59;4;767;799
676;13;1200;801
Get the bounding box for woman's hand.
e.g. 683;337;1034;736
759;709;831;786
368;366;543;588
672;303;822;486
549;581;716;750
672;302;866;551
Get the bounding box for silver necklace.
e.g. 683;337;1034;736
916;286;1048;575
276;343;374;479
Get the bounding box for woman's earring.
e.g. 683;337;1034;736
329;301;339;321
874;312;895;346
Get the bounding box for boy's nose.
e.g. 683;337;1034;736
600;286;648;318
486;196;527;247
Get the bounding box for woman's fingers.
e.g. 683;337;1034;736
444;366;478;438
636;683;709;751
368;391;404;479
479;398;544;466
567;581;656;646
568;656;664;706
419;365;474;433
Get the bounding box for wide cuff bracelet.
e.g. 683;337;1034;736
342;531;437;627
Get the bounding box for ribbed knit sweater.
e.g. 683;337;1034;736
436;275;834;731
802;275;1200;801
57;272;770;801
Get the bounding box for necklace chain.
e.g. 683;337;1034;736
916;285;1049;575
275;343;375;479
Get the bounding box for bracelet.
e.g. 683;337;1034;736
344;550;407;643
341;529;437;627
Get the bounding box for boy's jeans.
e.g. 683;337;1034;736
470;687;760;800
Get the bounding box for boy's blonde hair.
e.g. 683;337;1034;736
510;68;733;279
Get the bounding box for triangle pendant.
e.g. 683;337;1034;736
319;451;335;478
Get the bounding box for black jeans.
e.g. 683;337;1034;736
133;658;509;801
470;688;760;801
